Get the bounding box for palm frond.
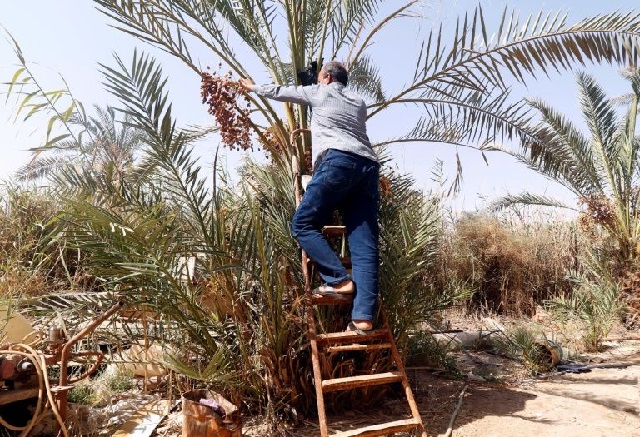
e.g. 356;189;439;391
576;72;620;191
369;6;640;149
378;161;443;338
376;87;534;150
348;54;385;103
416;7;640;92
20;291;122;326
100;50;215;239
327;0;384;59
489;192;576;212
16;156;66;182
516;96;601;195
241;158;299;276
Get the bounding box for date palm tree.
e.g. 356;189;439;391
492;70;640;262
27;50;443;422
15;106;145;188
91;1;640;178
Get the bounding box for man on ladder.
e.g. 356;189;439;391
240;61;380;334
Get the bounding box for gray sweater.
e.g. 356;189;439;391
253;82;377;169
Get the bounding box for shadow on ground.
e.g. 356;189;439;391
267;372;537;436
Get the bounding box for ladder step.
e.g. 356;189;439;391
331;418;423;436
340;257;351;268
50;385;75;393
322;371;403;393
311;293;353;306
322;225;346;237
326;343;392;353
317;329;388;344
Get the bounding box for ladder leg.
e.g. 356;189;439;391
303;249;329;436
308;297;328;437
381;307;427;436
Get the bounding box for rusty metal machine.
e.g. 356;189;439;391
0;301;123;436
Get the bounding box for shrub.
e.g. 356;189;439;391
435;211;579;315
68;383;95;405
546;277;622;351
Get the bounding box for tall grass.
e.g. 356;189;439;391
434;209;582;315
0;185;73;298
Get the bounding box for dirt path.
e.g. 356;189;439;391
247;343;640;436
433;365;639;437
416;341;640;437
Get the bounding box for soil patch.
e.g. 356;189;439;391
98;338;640;436
238;339;640;436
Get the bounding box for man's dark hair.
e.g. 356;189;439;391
323;61;348;86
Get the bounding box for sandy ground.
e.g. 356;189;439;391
423;365;640;436
237;339;640;437
142;337;640;437
431;341;640;437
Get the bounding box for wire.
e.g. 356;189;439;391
0;343;69;437
0;346;45;435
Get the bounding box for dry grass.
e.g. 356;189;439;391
0;187;55;298
433;210;582;316
0;186;96;299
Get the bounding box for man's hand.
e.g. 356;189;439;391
239;78;255;92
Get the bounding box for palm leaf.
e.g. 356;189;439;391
348;54;385;103
2;29;83;150
372;6;640;150
377;157;443;341
489;192;576;212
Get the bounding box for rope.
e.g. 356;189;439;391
0;343;69;437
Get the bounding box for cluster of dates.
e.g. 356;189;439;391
201;68;252;151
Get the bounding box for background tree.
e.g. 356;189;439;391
492;70;640;263
16;106;146;189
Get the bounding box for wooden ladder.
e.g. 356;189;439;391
303;226;426;436
290;129;425;436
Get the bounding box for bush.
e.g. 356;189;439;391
546;277;622;351
68;383;95;405
435;212;579;315
0;185;80;298
406;331;460;377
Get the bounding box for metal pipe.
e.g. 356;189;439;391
57;300;124;430
66;351;105;384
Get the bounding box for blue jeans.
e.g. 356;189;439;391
291;149;380;321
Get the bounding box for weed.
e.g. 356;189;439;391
106;370;133;392
406;330;460;378
546;279;622;351
90;366;135;406
493;325;560;373
68;383;95;405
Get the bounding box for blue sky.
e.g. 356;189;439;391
0;1;637;212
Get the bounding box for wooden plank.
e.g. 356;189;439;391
326;343;391;353
112;399;170;437
332;418;422;436
0;387;39;406
49;385;74;393
322;371;402;393
311;294;353;306
317;330;388;344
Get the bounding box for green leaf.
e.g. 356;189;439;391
6;67;26;97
